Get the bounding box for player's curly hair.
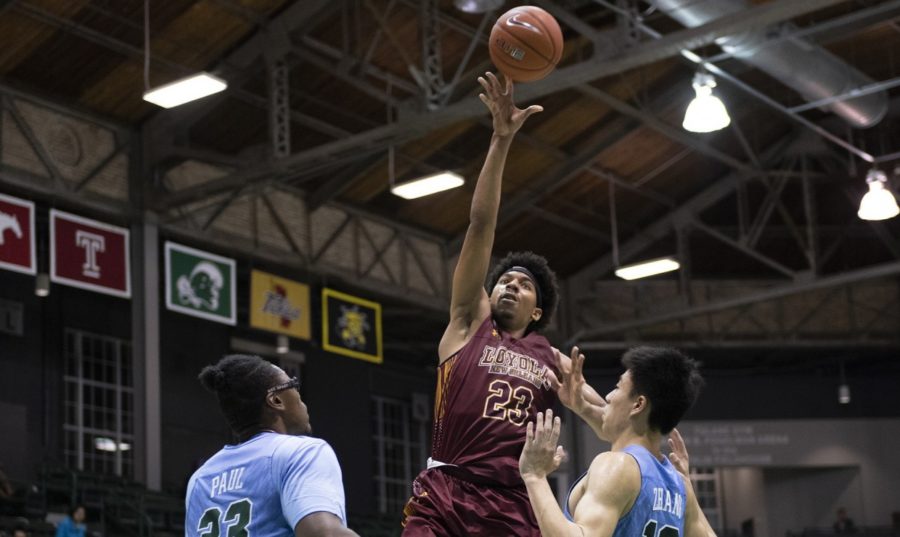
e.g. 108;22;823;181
198;354;282;435
622;346;704;434
486;251;559;333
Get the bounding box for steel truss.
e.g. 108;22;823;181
571;266;900;349
0;85;451;310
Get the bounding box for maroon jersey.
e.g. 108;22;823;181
431;316;559;487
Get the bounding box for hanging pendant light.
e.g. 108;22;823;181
858;168;899;221
683;72;731;133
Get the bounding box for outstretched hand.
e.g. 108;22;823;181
478;71;543;138
519;409;567;481
667;428;690;478
552;346;607;425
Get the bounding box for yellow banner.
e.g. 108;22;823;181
322;288;382;364
250;270;311;339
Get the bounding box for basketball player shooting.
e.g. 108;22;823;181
400;72;563;536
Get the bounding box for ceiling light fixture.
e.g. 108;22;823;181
141;0;226;108
683;72;731;133
838;361;850;405
143;73;228;109
453;0;504;14
391;171;465;199
838;384;851;405
857;168;899;221
276;335;290;355
614;257;681;280
35;273;50;297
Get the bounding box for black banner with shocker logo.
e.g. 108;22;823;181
322;288;382;364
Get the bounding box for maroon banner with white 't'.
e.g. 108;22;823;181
51;209;130;298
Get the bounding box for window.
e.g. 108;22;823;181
372;396;427;514
689;467;723;531
63;329;134;478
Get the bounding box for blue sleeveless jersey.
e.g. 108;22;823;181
564;445;686;537
185;432;346;537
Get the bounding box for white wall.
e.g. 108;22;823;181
763;467;863;537
720;467;767;535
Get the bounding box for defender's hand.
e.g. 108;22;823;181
668;428;691;478
519;409;566;481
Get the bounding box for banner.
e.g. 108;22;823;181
0;193;36;275
50;209;130;298
164;241;236;325
250;270;311;339
322;288;382;364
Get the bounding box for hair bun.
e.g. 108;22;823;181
198;365;227;392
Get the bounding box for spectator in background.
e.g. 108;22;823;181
11;517;30;537
54;505;86;537
833;507;857;534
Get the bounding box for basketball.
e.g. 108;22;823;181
488;6;563;82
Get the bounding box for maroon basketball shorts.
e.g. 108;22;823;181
401;467;540;537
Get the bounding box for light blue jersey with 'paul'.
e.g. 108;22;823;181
565;444;686;537
185;432;346;537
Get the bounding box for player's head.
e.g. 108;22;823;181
486;251;559;333
198;354;311;438
601;346;703;440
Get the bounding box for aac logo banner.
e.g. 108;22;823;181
164;241;236;325
250;270;311;340
50;209;130;298
0;193;36;275
322;288;382;364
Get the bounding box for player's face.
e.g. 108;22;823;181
271;371;312;435
600;371;637;441
490;271;541;330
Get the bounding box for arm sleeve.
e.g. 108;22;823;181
274;438;347;530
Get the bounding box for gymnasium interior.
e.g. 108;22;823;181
0;0;899;535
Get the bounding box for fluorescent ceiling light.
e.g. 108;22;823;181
453;0;504;13
615;257;681;280
683;72;731;133
390;171;464;200
143;72;227;109
858;169;899;221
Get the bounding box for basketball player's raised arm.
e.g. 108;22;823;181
519;411;637;537
439;72;542;360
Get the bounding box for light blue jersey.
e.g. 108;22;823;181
185;432;346;537
565;445;686;537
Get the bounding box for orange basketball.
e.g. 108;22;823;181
489;6;563;82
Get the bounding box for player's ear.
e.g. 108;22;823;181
266;392;287;411
531;307;543;322
631;394;649;417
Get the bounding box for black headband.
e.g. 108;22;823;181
506;265;542;307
